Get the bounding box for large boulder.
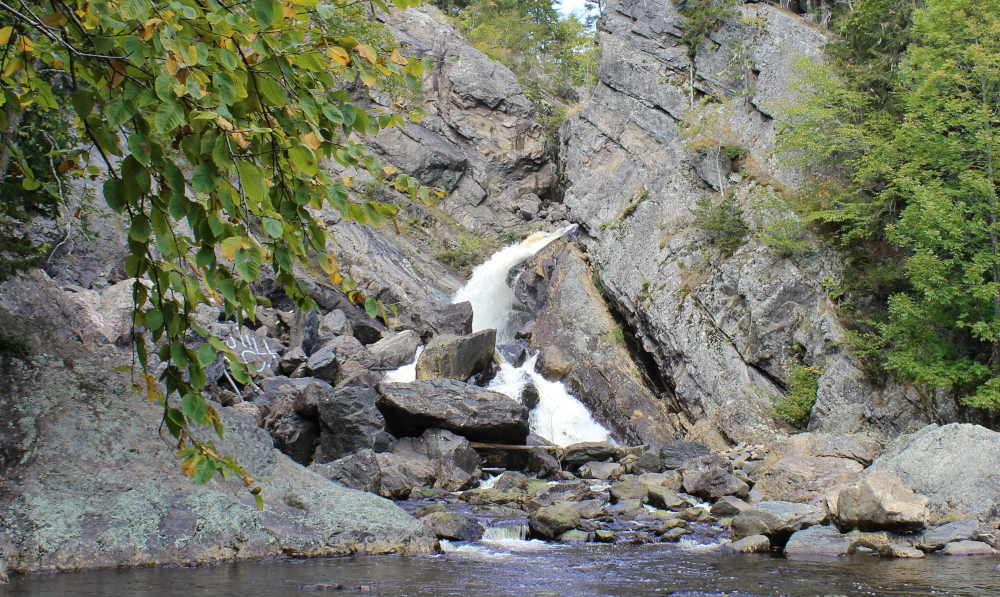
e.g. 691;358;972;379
837;472;930;533
753;456;864;503
730;501;826;542
529;503;582;540
311;449;383;495
316;386;395;463
262;394;320;465
918;519;981;552
419;511;484;541
367;330;421;369
414;329;496;382
560;441;624;467
866;423;1000;521
0;274;435;578
660;442;713;470
784;525;851;557
376;379;529;443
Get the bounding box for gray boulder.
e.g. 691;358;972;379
867;423;1000;521
311;449;382;495
561;441;624;467
305;342;339;381
316;386;395;463
422;428;483;492
725;535;770;553
263;395;320;465
318;309;351;341
837;471;930;533
784;525;851;557
682;467;749;500
418;511;484;541
731;501;826;541
530;503;582;540
493;471;528;492
918;519;981;552
753;456;863;503
940;540;998;556
395;301;474;341
711;496;752;517
660;442;713;469
578;461;622;481
376;379;530;443
414;329;496;382
646;487;688;511
368;330;421;369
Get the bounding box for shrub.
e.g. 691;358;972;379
753;189;812;257
690;195;748;255
773;365;821;428
435;235;487;271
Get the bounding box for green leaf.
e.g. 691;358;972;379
154;101;186;133
130;214;152;242
254;0;276;28
197;343;217;366
257;76;288;106
262;217;283;238
128;132;152;166
71;89;93;119
182;393;208;425
165;407;186;438
235;245;263;281
241;166;266;202
192;163;222;194
288;147;318;176
144;307;163;331
253;492;264;509
194;455;216;485
364;296;378;318
103;179;125;213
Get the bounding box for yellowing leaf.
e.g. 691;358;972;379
165;54;179;76
282;3;297;17
1;57;22;77
17;36;33;53
329;272;343;286
390;49;407;66
318;252;338;274
354;43;376;64
328;46;350;66
220;236;251;261
302;131;322;150
360;72;377;87
0;27;12;45
381;165;397;176
216;116;234;131
341;176;355;187
230;131;250;149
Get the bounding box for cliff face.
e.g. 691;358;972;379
560;0;955;443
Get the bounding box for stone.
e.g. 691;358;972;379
837;472;930;533
637;472;683;492
280;346;308;375
525;481;596;514
413;504;445;518
711;496;752;517
867;423;1000;521
659;528;690;542
419;511;484;541
731;501;827;541
784;525;851;557
415;329;496;382
610;475;647;503
940;541;998;556
561;441;624;467
263;395;320;465
579;461;622;481
918;519;981;552
632;450;663;474
367;330;421;369
725;535;771;554
352;320;384;346
494;471;529;492
682;467;749;501
318;309;351;340
876;544;925;558
520;193;541;219
530;503;582;539
316;386;395;463
646;487;688;512
396;302;475;341
376;443;437;500
812;436;875;466
422;428;483;492
311;449;382;495
594;530;617;543
525;446;562;478
459;487;528;506
660;442;713;470
678;507;714;522
557;530;590;542
753;456;863;503
376;379;530;443
305;342;340;381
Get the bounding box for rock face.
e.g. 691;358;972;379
0;274;435;577
837;472;930;533
559;0;950;444
516;240;686;448
316;386;395;463
753;456;863;503
415;329;496;382
376;379;530;443
867;424;1000;521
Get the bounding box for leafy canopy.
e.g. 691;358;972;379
1;0;441;503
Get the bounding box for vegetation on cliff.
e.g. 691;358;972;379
779;0;1000;408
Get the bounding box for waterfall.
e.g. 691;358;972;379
481;522;529;542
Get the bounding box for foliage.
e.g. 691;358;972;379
0;332;30;360
672;0;739;58
690;194;748;256
601;322;625;348
680;98;740;192
772;365;821;428
752;188;811;258
777;0;1000;408
434;234;485;271
0;0;440;501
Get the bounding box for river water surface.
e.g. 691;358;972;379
7;543;1000;596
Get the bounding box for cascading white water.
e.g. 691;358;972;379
382;347;423;383
453;226;610;445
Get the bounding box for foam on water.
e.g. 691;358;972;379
382;346;423;383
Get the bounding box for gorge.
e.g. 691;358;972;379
1;0;1000;594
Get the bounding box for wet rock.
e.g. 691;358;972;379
263;395;320;465
561;442;624;467
526;480;596;514
376;379;529;443
918;519;981;552
632;450;663;474
318;309;352;341
731;501;826;542
558;529;590;542
419;511;484;541
876;544;925;558
867;423;1000;521
316;386;395;463
494;471;529;492
595;530;617;543
660;442;713;470
368;330;421;369
570;499;609;519
396;302;474;341
646;487;688;511
610;475;647;503
659;527;690;542
682;467;749;501
496;343;528;367
525;446;562;478
415;329;496;382
376;443;437;500
711;496;752;517
579;461;622;481
753;457;863;503
413;504;445;518
530;503;582;539
459;487;528;505
607;499;643;516
784;525;851;557
837;472;929;533
725;535;771;553
940;541;998;556
678;507;714;523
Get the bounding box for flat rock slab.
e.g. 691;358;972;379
919;518;981;552
377;379;529;443
940;541;998;556
731;501;826;541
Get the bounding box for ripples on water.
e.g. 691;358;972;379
7;544;1000;596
